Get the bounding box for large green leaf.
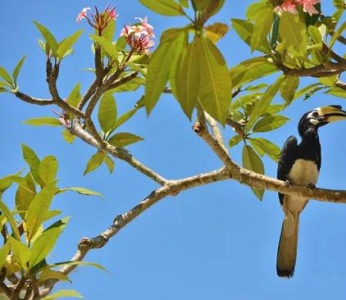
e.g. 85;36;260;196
139;0;185;16
279;12;307;58
196;36;231;124
242;144;264;200
230;57;278;89
33;21;59;57
90;34;118;61
15;173;37;220
42;289;83;300
145;28;187;114
29;217;69;269
83;151;105;175
67;83;82;109
252;115;289;132
249;137;281;162
171;39;200;118
245;76;284;132
22;144;41;184
280;76;300;105
0;199;21;240
8;236;31;270
38;156;58;187
23;117;62;127
57;30;83;59
25;182;57;243
12;55;27;87
98;92;117;134
108;132;144;147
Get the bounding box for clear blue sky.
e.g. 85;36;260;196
2;1;346;299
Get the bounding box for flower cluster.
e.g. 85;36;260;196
275;0;320;16
120;17;155;54
77;4;117;34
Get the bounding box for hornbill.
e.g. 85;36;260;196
277;105;346;278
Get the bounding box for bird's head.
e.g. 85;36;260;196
298;105;346;136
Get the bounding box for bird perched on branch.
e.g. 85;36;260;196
276;105;346;278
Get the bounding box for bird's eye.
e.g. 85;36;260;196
311;111;319;118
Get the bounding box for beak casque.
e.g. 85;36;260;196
319;105;346;123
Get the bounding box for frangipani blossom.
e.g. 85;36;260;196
274;0;320;16
76;7;91;22
120;16;155;54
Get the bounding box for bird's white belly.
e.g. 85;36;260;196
283;159;319;215
288;159;319;186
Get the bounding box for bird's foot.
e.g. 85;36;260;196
307;183;316;189
284;179;292;187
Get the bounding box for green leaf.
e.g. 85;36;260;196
242;144;264;200
139;0;185;16
60;187;102;197
112;108;139;131
47;260;107;272
83;151;105;175
23;117;62;127
22;144;41;184
230;57;278;89
0;242;10;269
15;173;37;220
252;115;289;132
0;199;21;240
29;217;69;269
229;135;242;148
8;236;31;270
205;22;229;44
245;76;284;132
231;19;271;54
67;83;81;109
145;28;187;114
294;82;324;100
110;77;145;93
104;155;115;173
57;30;83;59
0;66;13;86
279;12;307;58
329;20;346;51
90;34;118;61
38;156;58;187
12;55;27;87
196;36;231;124
98;92;117;134
108;132;144;147
33;21;59;57
25;182;57;242
249;6;273;52
42;289;83;300
38;268;70;283
62;129;76;144
171;39;200;118
280;76;300;105
249;137;281;162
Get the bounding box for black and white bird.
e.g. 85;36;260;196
276;105;346;278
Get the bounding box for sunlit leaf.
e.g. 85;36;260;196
252;115;289;132
145;28;187;114
98;92;117;134
249;137;281;162
57;30;83;59
0;242;10;269
12;55;27;87
108;132;144;147
280;76;300;105
0;199;21;240
139;0;185;16
83;151;105;175
22;144;41;185
23;117;62;127
42;289;83;300
104;155;115;173
8;236;31;270
62;129;76;144
67;83;81;109
0;66;13;86
60;186;102;197
33;21;59;57
38;268;70;283
90;34;118;61
228;135;242;147
38;156;58;187
196;36;231;124
205;22;229;43
15;173;37;220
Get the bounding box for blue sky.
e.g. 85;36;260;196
2;1;346;299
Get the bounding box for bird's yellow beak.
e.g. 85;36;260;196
319;105;346;123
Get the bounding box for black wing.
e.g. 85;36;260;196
277;135;298;204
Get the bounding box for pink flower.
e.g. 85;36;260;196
76;5;117;34
296;0;320;15
76;7;91;22
120;17;155;54
274;1;298;15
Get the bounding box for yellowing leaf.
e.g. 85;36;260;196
205;22;229;43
